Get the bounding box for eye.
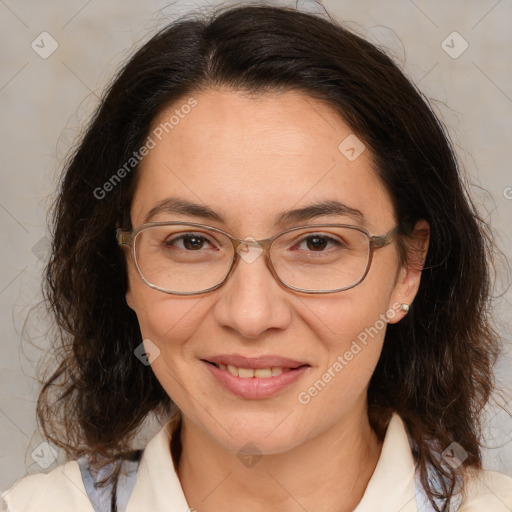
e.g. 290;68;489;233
164;232;217;251
294;233;346;252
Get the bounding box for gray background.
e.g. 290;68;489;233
1;0;511;492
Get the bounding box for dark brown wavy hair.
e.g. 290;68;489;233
36;3;501;511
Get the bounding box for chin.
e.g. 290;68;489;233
201;411;308;455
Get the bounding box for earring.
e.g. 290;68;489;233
400;303;410;313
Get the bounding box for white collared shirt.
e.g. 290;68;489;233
3;414;512;511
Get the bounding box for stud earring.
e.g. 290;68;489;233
400;303;410;313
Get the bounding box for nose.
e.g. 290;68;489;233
212;244;293;339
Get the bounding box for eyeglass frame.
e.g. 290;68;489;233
117;221;402;295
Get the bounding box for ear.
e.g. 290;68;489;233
387;219;430;324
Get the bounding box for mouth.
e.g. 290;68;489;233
201;356;311;399
202;354;309;376
203;360;308;378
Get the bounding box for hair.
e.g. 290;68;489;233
36;3;501;511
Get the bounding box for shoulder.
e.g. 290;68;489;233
460;468;512;511
1;461;95;512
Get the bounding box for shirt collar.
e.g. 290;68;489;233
126;413;418;512
353;413;418;511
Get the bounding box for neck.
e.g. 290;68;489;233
176;402;382;512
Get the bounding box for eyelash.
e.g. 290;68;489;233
164;232;344;251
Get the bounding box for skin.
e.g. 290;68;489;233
124;88;428;512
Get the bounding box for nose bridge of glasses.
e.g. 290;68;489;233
232;236;271;252
225;236;287;297
231;237;273;267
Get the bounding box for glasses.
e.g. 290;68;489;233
117;222;399;295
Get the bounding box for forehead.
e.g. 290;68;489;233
131;88;395;234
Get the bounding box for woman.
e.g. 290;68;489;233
2;3;511;512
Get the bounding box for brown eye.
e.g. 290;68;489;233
305;235;329;251
294;234;344;252
161;231;219;252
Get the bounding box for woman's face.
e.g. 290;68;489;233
125;88;420;454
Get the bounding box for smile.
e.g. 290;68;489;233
208;362;294;378
202;356;310;399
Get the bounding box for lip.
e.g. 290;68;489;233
201;355;310;399
204;354;308;369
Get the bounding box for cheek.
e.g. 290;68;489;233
283;302;389;449
309;267;395;352
321;300;389;379
126;259;206;352
300;275;397;402
129;290;209;406
133;293;204;344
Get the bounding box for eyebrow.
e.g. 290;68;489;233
144;197;365;228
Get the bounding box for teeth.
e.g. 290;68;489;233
227;364;239;377
255;368;271;378
216;363;285;378
238;367;254;378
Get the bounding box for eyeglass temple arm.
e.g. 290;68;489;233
116;229;133;246
370;223;403;248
